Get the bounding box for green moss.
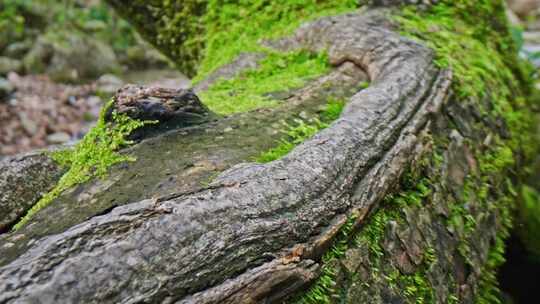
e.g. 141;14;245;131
395;1;538;302
355;178;435;304
475;193;514;304
108;0;207;77
13;100;152;230
0;0;26;46
196;0;360;114
115;1;358;77
196;0;358;82
296;175;433;304
255;98;346;163
200;51;330;114
397;1;536;154
294;214;358;304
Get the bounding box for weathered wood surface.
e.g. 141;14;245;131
0;10;458;303
1;0;528;301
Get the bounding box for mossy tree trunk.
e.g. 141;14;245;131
0;1;538;303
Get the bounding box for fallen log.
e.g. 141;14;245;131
0;1;537;303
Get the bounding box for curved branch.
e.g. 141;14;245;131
0;12;451;303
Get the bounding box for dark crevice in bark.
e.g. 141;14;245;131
499;233;540;303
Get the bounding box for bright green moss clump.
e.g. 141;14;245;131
200;51;330;114
196;0;358;82
396;1;535;155
197;0;359;114
13;101;152;230
112;1;358;77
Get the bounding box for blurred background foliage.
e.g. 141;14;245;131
0;0;170;82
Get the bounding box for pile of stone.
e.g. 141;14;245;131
0;72;124;155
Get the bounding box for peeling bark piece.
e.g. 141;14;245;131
108;84;216;139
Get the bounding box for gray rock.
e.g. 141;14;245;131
0;152;65;232
96;73;124;94
18;112;38;135
0;77;14;99
0;57;22;75
3;41;32;59
46;132;71;144
23;30;120;82
122;43;170;68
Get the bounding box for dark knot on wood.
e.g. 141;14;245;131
107;84;216;140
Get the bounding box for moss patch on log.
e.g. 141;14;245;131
12;101;152;230
195;0;358;81
397;1;537;302
197;0;360;114
108;0;359;77
200;51;330;114
295;173;435;304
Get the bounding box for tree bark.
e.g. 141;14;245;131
0;2;534;304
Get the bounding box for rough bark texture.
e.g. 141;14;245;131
107;85;216;140
0;3;531;304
